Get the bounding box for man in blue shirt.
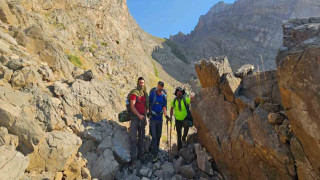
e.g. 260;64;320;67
149;81;168;162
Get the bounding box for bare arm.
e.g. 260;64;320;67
130;99;143;120
163;107;167;117
170;107;174;119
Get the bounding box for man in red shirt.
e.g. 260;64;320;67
129;77;149;161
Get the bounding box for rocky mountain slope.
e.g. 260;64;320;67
170;0;320;71
0;0;195;179
192;17;320;180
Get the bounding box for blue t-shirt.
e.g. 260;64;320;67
149;91;167;121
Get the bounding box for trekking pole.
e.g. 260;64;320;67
169;117;172;161
166;119;169;159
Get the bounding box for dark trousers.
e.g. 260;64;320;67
176;119;189;152
150;120;163;155
129;115;146;159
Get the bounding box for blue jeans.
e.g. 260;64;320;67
150;120;163;155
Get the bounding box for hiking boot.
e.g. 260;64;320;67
128;159;136;172
182;140;187;147
152;154;159;163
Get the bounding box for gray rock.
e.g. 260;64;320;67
235;64;254;78
153;161;161;171
54;81;70;96
112;125;131;164
173;157;184;173
83;128;102;143
139;166;152;177
76;69;94;81
26;87;65;131
194;144;214;175
161;161;175;174
179;147;196;163
6;60;23;70
79;139;94;155
96;135;111;155
90;148;119;180
309;17;320;23
154;170;164;178
0;146;30;180
179;165;195;179
38;64;54;82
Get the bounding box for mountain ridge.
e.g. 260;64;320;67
170;0;320;71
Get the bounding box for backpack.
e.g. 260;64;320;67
149;87;167;117
118;89;139;122
173;97;193;127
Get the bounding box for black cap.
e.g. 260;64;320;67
174;87;185;96
158;81;164;86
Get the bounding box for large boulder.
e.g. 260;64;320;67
0;146;30;180
277;18;320;180
192;57;295;180
24;87;66;131
0;86;45;154
70;79;122;121
27;131;82;173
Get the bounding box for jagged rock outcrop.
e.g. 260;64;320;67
192;57;296;180
276;17;320;180
192;17;320;180
0;0;189;179
170;0;320;71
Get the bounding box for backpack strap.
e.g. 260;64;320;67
173;97;177;108
183;97;189;110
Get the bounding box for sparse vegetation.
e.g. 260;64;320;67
54;23;66;30
101;42;108;46
164;39;189;64
89;47;94;54
152;62;159;77
91;44;97;49
67;54;83;68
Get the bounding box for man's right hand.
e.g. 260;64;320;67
138;114;145;120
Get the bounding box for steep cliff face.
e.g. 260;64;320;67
277;17;320;180
0;0;191;179
170;0;320;71
192;17;320;180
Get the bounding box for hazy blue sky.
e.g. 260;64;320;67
127;0;235;38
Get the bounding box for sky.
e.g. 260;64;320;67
127;0;235;38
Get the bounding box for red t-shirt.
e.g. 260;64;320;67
130;94;146;115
